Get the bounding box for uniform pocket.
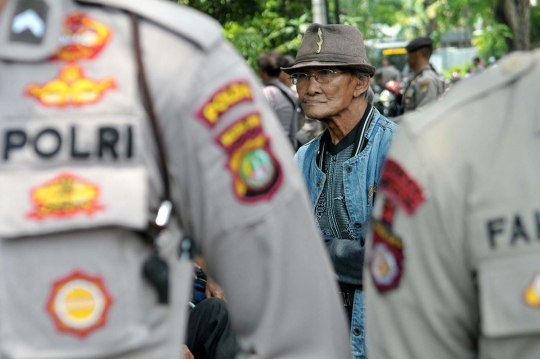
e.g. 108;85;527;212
0;228;186;359
478;254;540;337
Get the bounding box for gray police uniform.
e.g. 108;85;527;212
365;50;540;359
375;66;400;88
0;0;351;358
402;65;443;113
263;78;300;148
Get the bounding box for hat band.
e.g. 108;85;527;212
295;53;371;66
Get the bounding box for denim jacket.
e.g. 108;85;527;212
295;109;397;239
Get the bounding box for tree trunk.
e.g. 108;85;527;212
496;0;531;51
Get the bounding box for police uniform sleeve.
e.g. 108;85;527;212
415;72;440;109
154;31;352;358
364;121;478;359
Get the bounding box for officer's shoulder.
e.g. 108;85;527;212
404;51;538;136
79;0;222;51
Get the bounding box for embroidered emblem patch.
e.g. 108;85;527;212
380;159;425;215
316;28;323;54
196;81;253;128
53;12;111;62
420;80;429;94
215;112;282;202
369;219;404;293
27;173;104;219
524;273;540;308
47;271;113;338
25;64;116;106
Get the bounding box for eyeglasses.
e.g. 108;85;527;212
289;69;349;86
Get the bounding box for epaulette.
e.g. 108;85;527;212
404;51;537;135
0;0;65;61
77;0;223;51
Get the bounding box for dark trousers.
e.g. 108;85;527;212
187;298;239;359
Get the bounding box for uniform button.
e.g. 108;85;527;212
353;328;362;336
346;166;353;173
354;222;361;228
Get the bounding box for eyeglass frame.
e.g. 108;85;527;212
289;69;350;86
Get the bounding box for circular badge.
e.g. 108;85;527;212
524;273;540;308
239;148;275;190
47;271;112;337
370;243;398;286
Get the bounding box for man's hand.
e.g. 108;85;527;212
183;345;194;359
195;255;226;301
205;276;226;301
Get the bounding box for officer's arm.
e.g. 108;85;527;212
173;39;351;359
416;77;440;108
364;125;478;359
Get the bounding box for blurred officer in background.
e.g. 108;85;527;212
258;50;301;149
374;58;401;89
402;37;444;113
0;0;351;358
365;51;540;359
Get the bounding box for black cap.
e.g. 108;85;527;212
406;37;433;53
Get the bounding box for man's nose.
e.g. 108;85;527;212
306;76;321;95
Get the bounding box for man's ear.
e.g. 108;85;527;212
353;77;370;98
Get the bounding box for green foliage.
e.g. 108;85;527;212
472;23;512;59
222;0;310;70
176;0;540;71
532;6;540;49
442;63;471;79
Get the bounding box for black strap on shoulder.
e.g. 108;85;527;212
265;83;298;112
130;12;171;202
265;83;300;148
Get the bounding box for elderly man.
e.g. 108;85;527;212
402;37;444;113
283;24;397;359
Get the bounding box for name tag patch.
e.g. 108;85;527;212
47;271;113;338
53;12;111;62
0;167;147;238
196;80;253;128
24;64;116;107
215;112;282;203
28;173;104;220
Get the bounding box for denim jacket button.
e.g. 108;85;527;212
353;328;362;336
346;166;353;173
354;222;361;228
317;181;321;187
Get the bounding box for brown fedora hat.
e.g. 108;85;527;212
282;23;376;76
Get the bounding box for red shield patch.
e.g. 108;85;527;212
380;159;425;215
53;12;111;62
215;112;283;203
369;220;404;293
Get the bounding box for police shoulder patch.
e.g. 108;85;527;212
196;80;253;128
214;112;282;203
380;159;425;215
369;218;404;293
